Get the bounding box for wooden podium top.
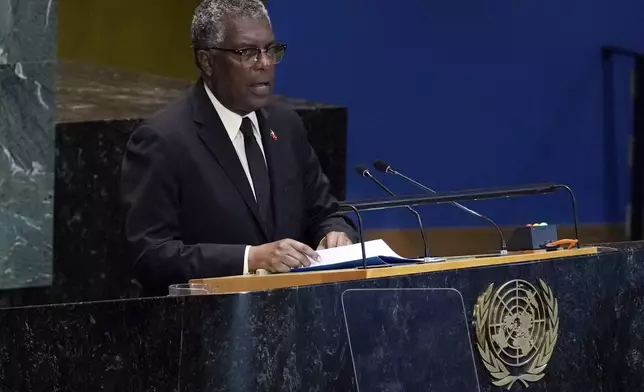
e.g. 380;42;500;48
191;246;598;295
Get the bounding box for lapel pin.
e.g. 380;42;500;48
270;129;278;141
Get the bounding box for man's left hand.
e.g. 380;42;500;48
317;231;353;250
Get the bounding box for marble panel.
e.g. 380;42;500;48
0;0;57;64
0;297;183;391
0;61;55;289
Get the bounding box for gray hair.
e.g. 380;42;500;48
191;0;270;50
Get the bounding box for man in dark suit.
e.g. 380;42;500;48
120;0;357;295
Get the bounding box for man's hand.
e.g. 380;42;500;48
317;231;353;250
248;239;319;273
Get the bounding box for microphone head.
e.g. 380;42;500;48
373;159;392;173
355;164;370;177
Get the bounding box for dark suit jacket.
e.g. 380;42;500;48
120;81;357;295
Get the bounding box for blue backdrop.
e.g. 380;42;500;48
269;0;644;229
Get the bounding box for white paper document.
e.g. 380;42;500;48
306;239;403;268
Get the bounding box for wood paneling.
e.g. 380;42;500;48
192;247;598;294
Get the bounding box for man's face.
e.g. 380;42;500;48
202;16;277;115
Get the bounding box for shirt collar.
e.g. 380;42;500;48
203;82;259;142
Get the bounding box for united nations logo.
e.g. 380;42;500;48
473;279;559;389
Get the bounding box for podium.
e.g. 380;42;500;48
3;243;644;391
184;246;612;390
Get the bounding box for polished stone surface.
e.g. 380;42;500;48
56;61;342;123
0;0;56;290
0;245;642;390
0;0;57;64
0;297;183;391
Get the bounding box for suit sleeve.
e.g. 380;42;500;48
121;124;246;295
293;115;359;246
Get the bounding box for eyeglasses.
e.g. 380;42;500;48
203;43;287;67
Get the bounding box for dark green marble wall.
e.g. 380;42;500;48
0;0;57;289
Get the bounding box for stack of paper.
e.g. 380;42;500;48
306;239;402;268
289;239;443;272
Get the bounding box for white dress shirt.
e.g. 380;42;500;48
204;83;266;275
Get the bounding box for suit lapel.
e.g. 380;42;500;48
190;82;269;240
257;108;290;239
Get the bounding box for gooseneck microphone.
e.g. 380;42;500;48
373;159;508;255
355;165;429;260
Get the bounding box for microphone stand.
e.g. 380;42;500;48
357;166;430;260
378;163;508;255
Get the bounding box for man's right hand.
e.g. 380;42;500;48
248;239;320;273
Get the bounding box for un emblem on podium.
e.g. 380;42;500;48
473;279;559;389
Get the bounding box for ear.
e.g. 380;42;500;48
196;50;214;77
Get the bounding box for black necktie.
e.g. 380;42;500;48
240;117;273;235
